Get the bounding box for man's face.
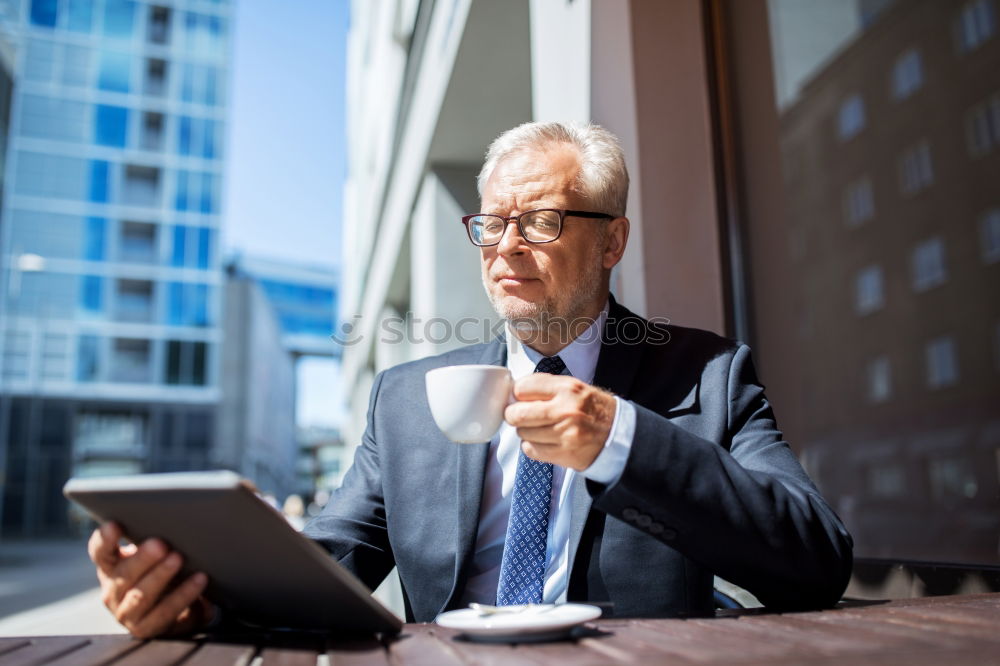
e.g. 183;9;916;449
479;144;611;330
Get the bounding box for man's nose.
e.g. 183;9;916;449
496;219;527;255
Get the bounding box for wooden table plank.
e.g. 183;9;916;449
181;643;257;666
43;636;145;666
0;636;94;666
0;640;32;660
109;639;200;666
385;625;470;666
324;635;390;666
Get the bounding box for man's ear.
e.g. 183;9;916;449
603;217;630;269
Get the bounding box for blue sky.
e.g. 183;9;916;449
222;1;350;427
222;0;348;269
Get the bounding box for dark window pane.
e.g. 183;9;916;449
77;335;99;381
191;342;206;385
165;340;181;383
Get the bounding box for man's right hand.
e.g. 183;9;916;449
88;522;213;639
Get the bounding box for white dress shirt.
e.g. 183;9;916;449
459;303;638;605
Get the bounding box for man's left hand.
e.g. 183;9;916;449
505;373;616;470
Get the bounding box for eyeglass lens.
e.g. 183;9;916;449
468;210;562;245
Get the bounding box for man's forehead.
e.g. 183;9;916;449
482;145;581;209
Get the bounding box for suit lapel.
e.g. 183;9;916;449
592;298;646;400
444;335;506;611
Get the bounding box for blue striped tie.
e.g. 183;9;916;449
496;355;567;605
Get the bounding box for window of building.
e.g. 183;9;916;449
982;209;1000;262
84;217;106;260
929;457;978;500
109;338;151;383
955;0;997;52
140;112;164;151
115;279;154;323
79;275;103;314
41;332;69;380
965;92;1000;156
855;265;884;315
174;170;219;214
926;336;959;389
67;0;93;32
838;94;866;140
180;64;220;106
3;331;30;381
94;104;128;147
911;237;947;291
867;355;891;403
898;140;934;194
183;11;225;56
90;160;110;203
148;6;171;44
76;335;99;381
98;51;131;93
19;94;88;143
166;282;210;327
891;48;923;100
121;165;160;207
165;340;208;385
144;58;167;97
169;225;214;269
120;221;157;263
177;116;219;159
29;0;57;27
843;177;874;226
103;0;136;39
868;462;906;498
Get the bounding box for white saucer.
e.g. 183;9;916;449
435;604;602;642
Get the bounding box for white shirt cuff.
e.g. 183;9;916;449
582;397;636;485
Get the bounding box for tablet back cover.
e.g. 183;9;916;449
64;471;402;634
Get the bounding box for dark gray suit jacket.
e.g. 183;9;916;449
304;299;853;622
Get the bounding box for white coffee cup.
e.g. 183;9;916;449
425;365;513;443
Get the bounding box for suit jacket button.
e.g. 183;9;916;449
649;522;664;535
636;514;652;528
662;527;678;540
623;507;639;521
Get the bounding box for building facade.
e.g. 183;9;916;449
0;0;231;536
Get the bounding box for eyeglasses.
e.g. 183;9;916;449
461;209;613;246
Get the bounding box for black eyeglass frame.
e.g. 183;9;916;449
460;208;614;246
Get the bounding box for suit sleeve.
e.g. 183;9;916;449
302;371;396;592
588;344;853;610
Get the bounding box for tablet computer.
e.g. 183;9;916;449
63;470;402;635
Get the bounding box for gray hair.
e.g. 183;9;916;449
476;121;629;217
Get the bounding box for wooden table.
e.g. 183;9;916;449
2;593;998;665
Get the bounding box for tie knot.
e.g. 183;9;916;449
534;355;566;375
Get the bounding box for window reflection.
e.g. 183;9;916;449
734;0;1000;564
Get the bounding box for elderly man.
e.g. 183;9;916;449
89;121;853;637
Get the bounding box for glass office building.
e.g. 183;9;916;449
0;0;231;536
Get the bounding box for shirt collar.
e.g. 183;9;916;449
505;302;609;383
